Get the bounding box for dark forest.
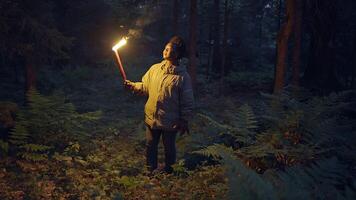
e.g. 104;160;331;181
1;0;356;199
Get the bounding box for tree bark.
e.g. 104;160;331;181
273;0;296;94
25;55;36;91
258;14;264;68
291;0;303;88
303;0;340;92
212;0;221;75
220;0;231;94
273;0;283;92
189;0;197;91
352;31;356;88
207;23;213;81
172;0;179;35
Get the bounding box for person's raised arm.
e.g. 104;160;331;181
124;67;151;96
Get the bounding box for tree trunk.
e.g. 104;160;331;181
212;0;221;75
172;0;179;35
352;31;356;88
303;0;340;92
220;0;231;94
276;0;283;31
189;0;197;91
291;0;303;88
273;0;283;92
258;12;264;68
207;23;213;81
273;0;296;94
25;55;36;91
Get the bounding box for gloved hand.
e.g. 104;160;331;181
123;80;135;91
173;119;190;136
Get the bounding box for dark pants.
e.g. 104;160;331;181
145;125;177;173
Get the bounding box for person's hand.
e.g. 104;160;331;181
123;80;135;91
173;119;190;136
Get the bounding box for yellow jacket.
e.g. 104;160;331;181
132;60;194;130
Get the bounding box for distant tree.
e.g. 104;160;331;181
173;0;180;35
212;0;221;75
0;0;72;92
188;0;198;90
302;0;340;91
273;0;296;94
220;0;233;94
291;0;303;88
353;32;356;88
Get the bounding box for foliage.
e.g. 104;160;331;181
0;140;8;155
197;144;356;200
8;89;102;161
0;101;18;129
225;70;274;89
196;144;276;200
194;89;356;199
0;0;72;63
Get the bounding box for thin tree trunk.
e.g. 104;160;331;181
352;31;356;88
25;55;36;91
303;0;340;92
220;0;230;94
273;0;296;94
292;0;303;88
189;0;197;91
207;24;213;81
14;63;19;84
212;0;221;75
258;13;264;68
173;0;179;35
277;0;282;30
273;0;283;92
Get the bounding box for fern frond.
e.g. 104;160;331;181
21;144;51;152
232;104;258;144
194;143;235;160
196;113;233;130
197;104;258;144
196;144;276;199
0;139;9;154
19;152;48;162
9;123;29;145
273;157;353;199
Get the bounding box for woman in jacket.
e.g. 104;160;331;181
124;36;194;174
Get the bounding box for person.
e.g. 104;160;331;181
124;36;194;174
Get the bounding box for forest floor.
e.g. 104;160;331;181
1;63;257;199
2;62;354;199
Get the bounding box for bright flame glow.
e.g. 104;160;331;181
112;37;127;51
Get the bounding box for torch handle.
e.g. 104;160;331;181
114;50;127;81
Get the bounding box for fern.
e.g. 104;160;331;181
9;122;29;145
253;90;356;166
24;89;101;143
19;152;48;162
196;113;233;130
0;139;9;155
195;144;276;200
228;104;258;144
268;157;355;199
18;144;51;161
197;144;356;199
197;104;258;145
8;89;101;161
193;90;356;199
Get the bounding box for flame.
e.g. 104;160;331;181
112;37;127;51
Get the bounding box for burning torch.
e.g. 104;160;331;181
112;37;127;81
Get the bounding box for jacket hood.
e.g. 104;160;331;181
160;60;187;75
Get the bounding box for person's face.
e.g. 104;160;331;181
163;43;177;61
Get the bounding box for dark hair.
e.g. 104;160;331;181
169;36;186;59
